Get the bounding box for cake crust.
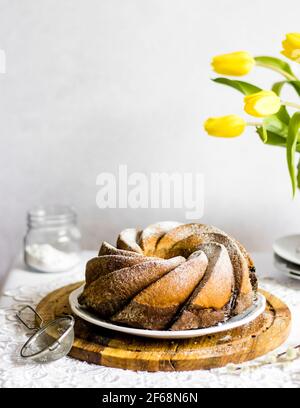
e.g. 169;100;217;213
171;243;234;330
80;222;257;330
79;256;185;318
112;252;208;330
85;255;159;285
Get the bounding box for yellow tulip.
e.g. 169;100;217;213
204;115;246;138
281;33;300;63
212;51;255;76
244;91;281;118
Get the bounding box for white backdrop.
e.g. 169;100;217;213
1;0;300;283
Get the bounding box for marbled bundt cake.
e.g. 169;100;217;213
79;222;257;330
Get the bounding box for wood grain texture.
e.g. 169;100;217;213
36;282;291;372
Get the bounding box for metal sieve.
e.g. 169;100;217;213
16;305;75;363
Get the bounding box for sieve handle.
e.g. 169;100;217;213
16;305;43;330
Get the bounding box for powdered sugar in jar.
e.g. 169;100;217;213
24;205;81;273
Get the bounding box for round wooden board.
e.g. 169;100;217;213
36;282;291;372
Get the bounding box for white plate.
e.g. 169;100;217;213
274;255;300;281
273;235;300;265
69;286;266;339
281;270;300;281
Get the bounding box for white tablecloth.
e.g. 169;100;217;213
1;251;300;388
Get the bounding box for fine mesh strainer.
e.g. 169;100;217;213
16;305;75;363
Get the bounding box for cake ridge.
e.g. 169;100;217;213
79;255;185;318
79;222;257;330
112;252;208;330
171;242;234;330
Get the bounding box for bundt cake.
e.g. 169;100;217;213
78;222;257;330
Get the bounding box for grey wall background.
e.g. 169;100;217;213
1;0;300;284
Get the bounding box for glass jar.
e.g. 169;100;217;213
24;205;81;273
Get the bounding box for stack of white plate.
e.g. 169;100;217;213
273;235;300;280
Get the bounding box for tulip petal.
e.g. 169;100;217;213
212;51;255;76
204;115;246;138
244;91;281;118
282;33;300;63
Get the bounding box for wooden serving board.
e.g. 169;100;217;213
36;282;291;372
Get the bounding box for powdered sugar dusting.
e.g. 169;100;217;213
118;228;143;253
141;221;183;239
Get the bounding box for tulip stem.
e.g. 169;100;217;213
256;61;298;81
282;101;300;110
247;122;262;127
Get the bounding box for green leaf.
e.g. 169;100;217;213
286;112;300;196
275;106;290;125
270;80;300;97
261;124;268;143
261;107;290;147
255;56;296;79
256;127;300;152
257;127;286;146
263;113;289;138
289;81;300;97
272;81;286;96
297;158;300;189
212;78;261;95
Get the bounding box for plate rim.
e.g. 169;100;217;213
274;257;300;274
273;234;300;265
69;285;266;339
274;260;300;280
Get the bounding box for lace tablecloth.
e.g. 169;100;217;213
1;252;300;388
